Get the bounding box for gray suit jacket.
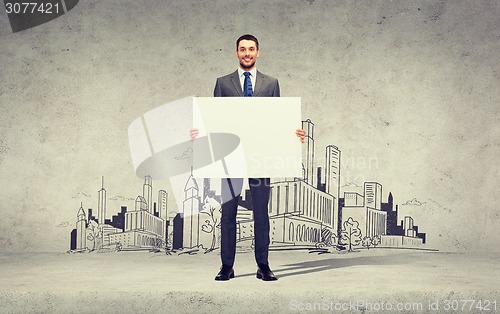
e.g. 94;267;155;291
214;70;280;97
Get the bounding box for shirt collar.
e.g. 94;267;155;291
238;67;257;78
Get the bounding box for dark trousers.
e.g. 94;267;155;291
220;178;271;267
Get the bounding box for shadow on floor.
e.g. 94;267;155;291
236;251;412;279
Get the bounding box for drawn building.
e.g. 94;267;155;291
158;190;168;219
344;191;364;206
364;182;387;238
325;145;340;198
268;179;335;244
106;206;127;232
172;213;184;250
382;192;400;235
76;204;86;250
97;177;106;226
324;145;341;235
302;119;315;186
143;175;153;213
340;182;387;239
182;173;200;248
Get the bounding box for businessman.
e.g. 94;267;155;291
191;34;305;281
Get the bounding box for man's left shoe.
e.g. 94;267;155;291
256;263;278;281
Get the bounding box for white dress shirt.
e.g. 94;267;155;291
237;67;257;93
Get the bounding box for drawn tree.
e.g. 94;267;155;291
317;227;338;249
167;231;174;248
339;217;362;252
115;242;122;252
86;219;102;251
371;235;381;248
165;231;174;255
200;192;221;253
362;236;372;250
154;237;165;250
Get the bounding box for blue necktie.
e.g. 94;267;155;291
243;72;253;97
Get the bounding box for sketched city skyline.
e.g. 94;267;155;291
69;118;426;254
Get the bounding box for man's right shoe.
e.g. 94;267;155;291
214;264;234;281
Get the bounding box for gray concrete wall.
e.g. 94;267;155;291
0;0;498;252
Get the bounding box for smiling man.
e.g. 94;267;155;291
191;34;305;281
212;34;305;282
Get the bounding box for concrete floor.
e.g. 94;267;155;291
0;248;499;313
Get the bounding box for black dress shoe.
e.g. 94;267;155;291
215;264;234;281
256;263;278;281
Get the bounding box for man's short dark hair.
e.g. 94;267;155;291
236;34;259;51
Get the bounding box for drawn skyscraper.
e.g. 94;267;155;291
302;119;315;186
364;182;382;210
97;177;106;226
364;182;386;238
383;192;400;235
325;145;341;235
404;216;415;237
325;145;340;197
76;203;86;250
158;190;168;219
143;175;153;213
182;173;200;248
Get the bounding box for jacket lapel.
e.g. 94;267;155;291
230;71;243;96
253;70;263;96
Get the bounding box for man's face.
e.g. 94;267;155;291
236;39;259;70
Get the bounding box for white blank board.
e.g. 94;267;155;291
193;97;302;178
